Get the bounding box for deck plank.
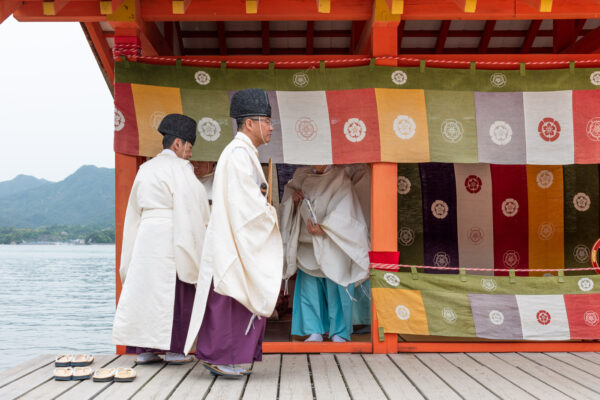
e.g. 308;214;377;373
390;353;461;400
568;352;600;366
442;353;535;400
308;354;349;400
336;354;386;400
243;354;280;400
19;355;118;400
131;360;197;399
0;361;66;399
0;355;55;389
206;373;248;400
56;355;136;400
545;352;600;379
278;354;312;400
169;362;215;400
363;355;424;400
468;353;571;400
495;352;600;400
416;353;498;400
520;352;600;393
94;361;165;400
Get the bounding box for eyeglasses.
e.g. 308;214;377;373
249;117;273;126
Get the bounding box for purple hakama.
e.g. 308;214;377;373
194;282;266;365
127;277;195;354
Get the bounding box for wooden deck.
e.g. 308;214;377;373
3;352;600;399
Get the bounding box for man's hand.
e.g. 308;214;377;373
292;190;304;209
307;219;325;236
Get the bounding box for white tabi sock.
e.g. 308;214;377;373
304;333;323;342
331;334;348;343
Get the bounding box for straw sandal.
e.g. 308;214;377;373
72;354;94;367
114;367;137;382
199;361;243;378
72;367;94;380
55;355;73;367
93;368;116;382
54;367;73;381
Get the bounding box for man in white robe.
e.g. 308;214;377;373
112;114;210;364
184;89;283;377
280;165;370;342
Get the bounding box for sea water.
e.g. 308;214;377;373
0;244;115;371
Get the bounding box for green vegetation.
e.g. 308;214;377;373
0;225;115;244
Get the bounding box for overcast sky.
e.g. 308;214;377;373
0;16;114;182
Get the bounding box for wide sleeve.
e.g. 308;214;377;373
312;177;371;286
172;164;210;284
119;181;141;284
279;178;302;280
214;150;283;316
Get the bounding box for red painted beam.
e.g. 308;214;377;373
553;19;576;53
261;21;270;55
397;19;405;54
83;21;115;84
306;21;314;55
217;21;227;55
478;20;496;53
0;1;22;24
521;19;541;53
562;24;600;53
14;1;104;22
435;20;451;54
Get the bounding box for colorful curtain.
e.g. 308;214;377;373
371;269;600;340
114;61;600;164
396;163;599;275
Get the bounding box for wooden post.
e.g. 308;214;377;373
114;153;139;354
370;0;400;354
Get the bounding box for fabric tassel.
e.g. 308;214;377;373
345;287;358;302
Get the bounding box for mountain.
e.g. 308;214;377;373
0;175;51;199
0;166;115;228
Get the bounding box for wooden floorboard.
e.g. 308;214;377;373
336;354;386;400
279;354;312;400
94;361;165;400
468;353;572;400
496;352;600;400
0;355;55;389
363;354;424;400
442;353;536;400
19;355;118;400
308;354;349;400
390;353;462;400
545;352;600;379
169;362;215;400
416;353;499;400
520;352;600;394
131;360;197;400
8;352;600;399
56;355;136;400
243;354;280;400
570;351;600;366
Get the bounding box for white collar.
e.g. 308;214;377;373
235;132;259;156
159;148;177;157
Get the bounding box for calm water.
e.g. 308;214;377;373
0;245;115;371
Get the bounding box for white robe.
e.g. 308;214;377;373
184;132;283;354
280;166;370;288
112;150;210;350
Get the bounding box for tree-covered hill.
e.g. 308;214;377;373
0;166;114;228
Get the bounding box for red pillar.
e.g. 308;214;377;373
370;0;400;354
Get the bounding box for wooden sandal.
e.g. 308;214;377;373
72;367;94;380
55;355;73;367
54;367;73;381
114;367;136;382
72;354;94;366
93;368;116;382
